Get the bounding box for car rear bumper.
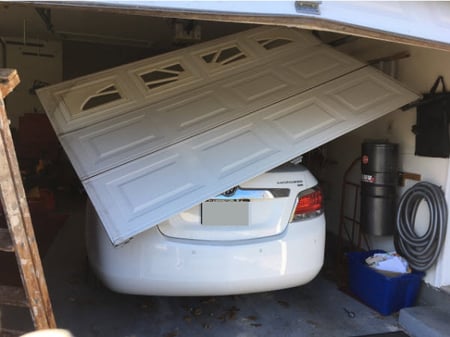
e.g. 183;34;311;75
87;214;326;296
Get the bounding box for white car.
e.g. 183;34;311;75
85;163;325;296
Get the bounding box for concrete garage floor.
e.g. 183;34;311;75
8;193;408;337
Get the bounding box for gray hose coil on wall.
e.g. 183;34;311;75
395;181;448;272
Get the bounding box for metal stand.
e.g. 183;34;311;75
336;157;370;287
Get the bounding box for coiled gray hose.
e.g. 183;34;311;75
395;182;447;272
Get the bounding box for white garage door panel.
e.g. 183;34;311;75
265;69;416;147
280;46;361;81
265;97;343;142
191;124;281;179
37;73;139;135
59;109;167;180
41;58;204;135
60;87;239;179
223;44;362;104
37;27;418;245
60;44;363;179
84;67;417;245
187;25;321;79
60;76;132;117
38;27;320;135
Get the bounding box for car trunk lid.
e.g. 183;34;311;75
157;165;316;241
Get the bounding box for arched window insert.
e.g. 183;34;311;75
140;63;185;90
258;38;292;50
202;45;247;65
82;85;121;111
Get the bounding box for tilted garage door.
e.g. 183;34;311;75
37;26;418;245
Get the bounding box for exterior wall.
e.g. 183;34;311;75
322;38;450;287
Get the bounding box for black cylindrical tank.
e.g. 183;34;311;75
360;141;399;236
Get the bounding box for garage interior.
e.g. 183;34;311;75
1;2;450;337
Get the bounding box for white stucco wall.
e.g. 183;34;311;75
323;38;450;287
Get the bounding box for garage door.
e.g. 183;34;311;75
37;26;418;245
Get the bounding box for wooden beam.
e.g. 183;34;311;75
0;69;20;98
0;69;56;329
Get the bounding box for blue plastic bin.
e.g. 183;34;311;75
347;250;424;315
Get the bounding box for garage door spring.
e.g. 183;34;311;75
395;181;448;272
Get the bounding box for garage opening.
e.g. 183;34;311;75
1;3;450;336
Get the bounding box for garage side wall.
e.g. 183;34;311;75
1;39;62;127
324;39;450;287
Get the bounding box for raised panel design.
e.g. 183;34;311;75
265;98;340;143
114;159;200;217
282;45;361;80
192;125;279;178
331;75;393;112
224;71;290;103
153;89;237;133
85;151;209;243
60;111;165;179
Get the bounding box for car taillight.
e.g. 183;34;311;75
291;186;323;221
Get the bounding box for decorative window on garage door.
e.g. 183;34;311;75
37;26;418;245
201;44;247;66
257;38;293;50
82;85;122;111
52;76;132;131
139;63;186;90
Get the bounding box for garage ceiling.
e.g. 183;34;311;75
23;1;450;52
0;3;252;51
37;26;418;245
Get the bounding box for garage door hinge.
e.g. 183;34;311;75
295;1;322;15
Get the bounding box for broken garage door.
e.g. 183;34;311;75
37;26;418;245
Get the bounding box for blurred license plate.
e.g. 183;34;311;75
202;201;249;226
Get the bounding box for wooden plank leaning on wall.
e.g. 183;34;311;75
0;68;56;334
